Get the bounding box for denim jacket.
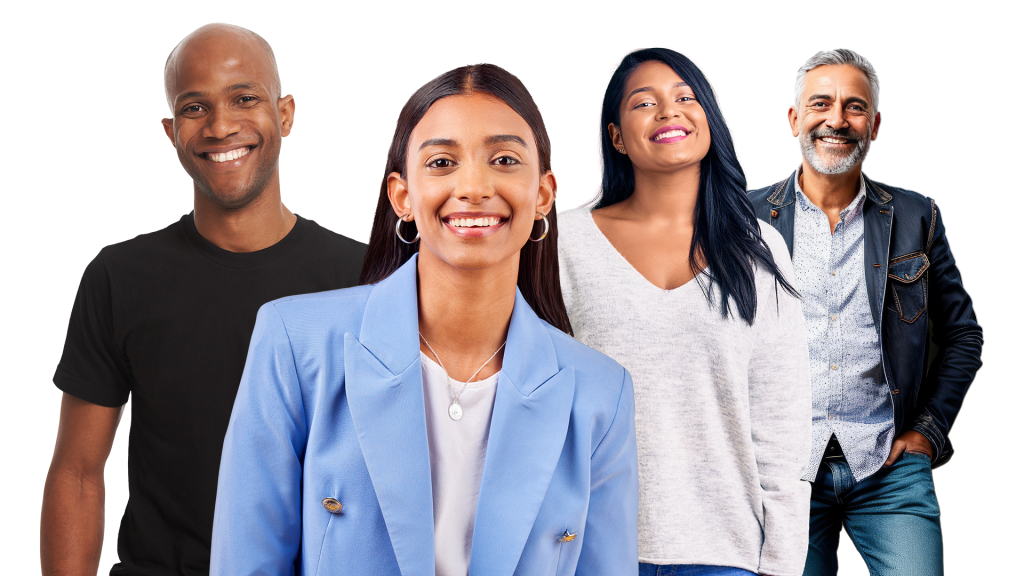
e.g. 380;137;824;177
749;171;983;467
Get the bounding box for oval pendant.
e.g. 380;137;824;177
448;401;463;421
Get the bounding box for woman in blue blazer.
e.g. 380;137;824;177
210;64;639;576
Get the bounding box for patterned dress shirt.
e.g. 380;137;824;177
793;172;894;482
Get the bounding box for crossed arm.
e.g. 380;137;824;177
41;393;123;576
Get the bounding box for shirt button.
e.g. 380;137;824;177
831;364;838;370
322;498;343;514
831;270;837;276
830;314;837;321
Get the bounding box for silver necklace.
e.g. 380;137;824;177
419;332;505;421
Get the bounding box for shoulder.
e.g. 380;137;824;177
84;218;188;276
869;178;934;213
556;206;593;235
262;285;374;338
748;174;792;204
302;217;368;255
757;219;789;260
547;324;628;402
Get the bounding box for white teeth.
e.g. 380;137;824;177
820;137;848;144
449;216;500;228
207;147;251;162
653;129;687;141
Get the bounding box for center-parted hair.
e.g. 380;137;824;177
598;48;797;324
359;63;572;335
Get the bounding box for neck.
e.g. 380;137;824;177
617;162;701;225
798;160;862;211
192;173;296;253
416;249;518;381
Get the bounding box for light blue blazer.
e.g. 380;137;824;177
210;256;638;576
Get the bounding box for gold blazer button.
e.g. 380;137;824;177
558;530;576;543
322;497;343;514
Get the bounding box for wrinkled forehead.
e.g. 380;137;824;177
802;64;872;102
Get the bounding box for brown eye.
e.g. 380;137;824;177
494;156;519;166
428;158;454;169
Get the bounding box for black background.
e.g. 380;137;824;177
41;20;991;569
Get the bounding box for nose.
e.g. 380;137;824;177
824;102;849;131
657;100;681;121
455;160;494;203
203;104;242;140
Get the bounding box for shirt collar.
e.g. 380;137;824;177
794;166;867;221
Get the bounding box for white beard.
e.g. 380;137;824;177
799;129;871;175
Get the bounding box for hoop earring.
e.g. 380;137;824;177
529;214;549;242
395;216;419;244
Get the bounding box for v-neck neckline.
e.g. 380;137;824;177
584;209;706;294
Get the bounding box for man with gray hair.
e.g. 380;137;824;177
40;24;366;575
749;49;983;575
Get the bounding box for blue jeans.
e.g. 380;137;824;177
639;564;756;575
804;451;943;576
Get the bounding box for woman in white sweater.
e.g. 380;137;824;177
558;48;811;576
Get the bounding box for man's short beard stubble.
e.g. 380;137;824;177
799;124;871;175
181;133;281;211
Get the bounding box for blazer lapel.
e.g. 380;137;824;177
345;256;435;576
468;291;576;576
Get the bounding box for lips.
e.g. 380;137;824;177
193;143;258;172
810;127;860;146
442;212;508;239
650;124;691;143
205;147;252;162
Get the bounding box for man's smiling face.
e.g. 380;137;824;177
791;64;880;176
162;27;293;209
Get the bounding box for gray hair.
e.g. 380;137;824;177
164;22;284;114
795;49;879;112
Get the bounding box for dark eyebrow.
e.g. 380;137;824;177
175;83;260;106
486;134;528;148
626;81;688;101
415;134;528;151
845;96;870;108
418;138;457;151
807;94;834;102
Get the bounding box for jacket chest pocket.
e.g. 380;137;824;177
888;252;930;323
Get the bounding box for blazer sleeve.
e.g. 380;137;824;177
911;201;983;464
211;303;308;576
575;367;639;576
748;259;812;576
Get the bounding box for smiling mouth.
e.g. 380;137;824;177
652;129;689;142
818;136;854;145
204;147;252;162
446;216;503;228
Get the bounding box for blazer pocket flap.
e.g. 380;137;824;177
888;252;930;283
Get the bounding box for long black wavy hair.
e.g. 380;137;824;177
598;48;797;324
359;64;572;335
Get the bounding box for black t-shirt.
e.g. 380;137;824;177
54;213;366;575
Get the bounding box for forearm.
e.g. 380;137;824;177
41;467;105;576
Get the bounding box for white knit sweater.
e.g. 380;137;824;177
557;207;811;576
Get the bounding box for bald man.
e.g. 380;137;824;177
41;24;366;575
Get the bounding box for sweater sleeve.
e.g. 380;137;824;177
748;232;812;576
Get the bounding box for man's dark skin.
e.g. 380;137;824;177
40;24;297;575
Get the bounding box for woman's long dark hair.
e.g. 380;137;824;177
598;48;797;324
359;64;572;335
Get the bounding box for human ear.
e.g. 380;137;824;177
870;111;881;141
161;118;175;146
788;107;800;137
278;95;296;137
387;172;413;220
535;171;557;217
608;123;625;153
